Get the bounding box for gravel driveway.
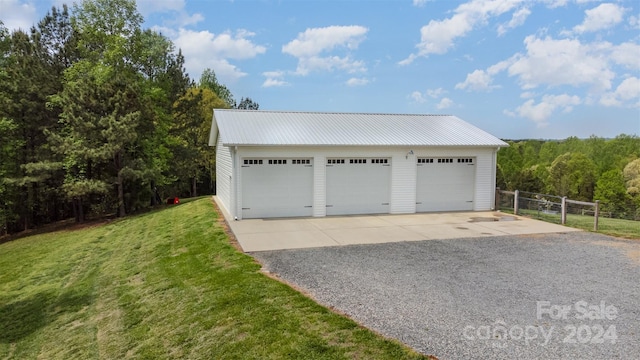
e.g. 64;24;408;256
252;232;640;359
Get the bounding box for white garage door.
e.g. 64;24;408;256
416;157;475;212
241;158;313;218
326;158;391;215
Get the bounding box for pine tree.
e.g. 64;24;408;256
199;68;235;107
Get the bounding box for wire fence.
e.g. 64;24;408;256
496;189;602;230
520;191;564;224
497;190;564;224
496;189;640;238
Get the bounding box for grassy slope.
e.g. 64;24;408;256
512;209;640;239
0;198;428;360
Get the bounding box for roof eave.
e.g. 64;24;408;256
208;114;219;147
219;143;508;147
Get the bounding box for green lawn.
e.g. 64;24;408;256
0;198;429;360
508;208;640;239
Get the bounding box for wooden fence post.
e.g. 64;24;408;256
594;200;600;231
514;190;519;215
495;187;500;211
561;197;567;225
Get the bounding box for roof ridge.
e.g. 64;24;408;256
214;109;453;117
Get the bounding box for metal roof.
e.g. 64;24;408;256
210;109;508;147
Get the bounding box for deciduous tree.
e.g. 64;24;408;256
548;152;597;201
171;88;227;197
595;169;632;216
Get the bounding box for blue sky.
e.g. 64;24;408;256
1;0;639;139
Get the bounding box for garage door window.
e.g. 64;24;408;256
416;156;475;212
326;157;391;215
241;158;313;218
372;159;388;164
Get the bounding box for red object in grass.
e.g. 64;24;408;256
167;197;180;205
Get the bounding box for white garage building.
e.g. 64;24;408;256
209;110;507;220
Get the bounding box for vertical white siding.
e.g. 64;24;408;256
234;148;241;220
223;145;498;217
473;149;495;211
313;155;326;217
215;137;232;215
390;153;416;214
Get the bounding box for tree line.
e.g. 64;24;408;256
0;0;258;235
497;135;640;220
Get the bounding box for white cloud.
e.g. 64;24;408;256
400;0;523;64
0;0;38;31
294;55;366;76
600;77;640;107
513;94;581;127
544;0;599;8
497;7;531;36
136;0;184;15
508;36;615;92
410;91;427;103
346;77;370;86
210;30;266;59
410;88;450;107
614;77;640;101
282;25;368;75
572;3;625;34
136;0;204;27
282;25;367;57
426;88;446;98
263;71;285;78
171;28;266;82
412;0;431;7
542;0;569;9
398;54;418;66
609;42;640;70
199;59;247;83
456;69;494;91
262;71;290;88
262;78;289;88
437;97;454;109
456;59;510;91
461;36;638;104
172;12;205;27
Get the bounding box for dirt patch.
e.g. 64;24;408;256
129;273;144;286
170;247;189;257
68;319;84;330
469;215;519;223
518;233;550;239
0;218;112;245
590;240;640;266
94;297;125;359
210;198;244;252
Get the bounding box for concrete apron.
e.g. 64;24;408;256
213;196;582;252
